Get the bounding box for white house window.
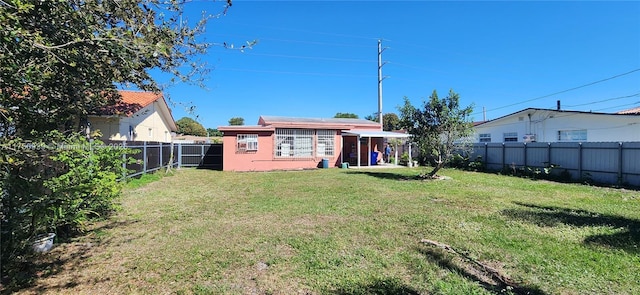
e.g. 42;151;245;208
316;130;336;157
479;133;491;143
275;129;313;158
148;128;153;138
504;132;518;142
237;134;258;152
558;130;587;141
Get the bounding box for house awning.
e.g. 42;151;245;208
342;130;411;138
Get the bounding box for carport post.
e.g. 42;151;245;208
367;137;372;166
340;135;344;164
394;141;398;165
357;135;361;167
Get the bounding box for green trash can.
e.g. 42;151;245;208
341;162;349;169
322;158;329;169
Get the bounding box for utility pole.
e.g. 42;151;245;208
377;39;387;130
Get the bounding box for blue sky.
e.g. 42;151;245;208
157;0;640;129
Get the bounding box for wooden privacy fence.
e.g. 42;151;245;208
111;141;223;178
469;142;640;187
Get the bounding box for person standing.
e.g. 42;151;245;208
384;143;391;163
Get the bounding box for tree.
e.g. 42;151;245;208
399;90;474;178
176;117;207;136
0;0;230;282
334;112;359;119
228;117;245;126
382;113;400;131
364;113;379;122
207;128;223;137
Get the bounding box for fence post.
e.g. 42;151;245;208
618;142;623;185
501;143;505;168
523;142;527;167
201;144;205;165
143;141;147;174
578;143;582;179
547;142;551;167
159;142;163;169
122;140;127;179
484;143;488;164
177;143;183;168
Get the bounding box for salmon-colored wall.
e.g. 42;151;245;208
222;130;342;172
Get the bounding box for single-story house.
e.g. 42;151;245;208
89;90;177;143
218;116;410;171
473;107;640;143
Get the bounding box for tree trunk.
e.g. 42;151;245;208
427;162;444;178
427;154;444;178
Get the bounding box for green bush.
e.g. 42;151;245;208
1;131;131;285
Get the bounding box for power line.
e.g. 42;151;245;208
217;67;375;78
564;92;640;108
208;34;375;48
223;21;379;41
472;68;640;116
239;52;375;63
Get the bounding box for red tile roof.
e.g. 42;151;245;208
98;91;163;116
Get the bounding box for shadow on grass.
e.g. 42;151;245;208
327;277;420;295
415;246;548;295
346;171;418;181
502;202;640;253
1;219;137;294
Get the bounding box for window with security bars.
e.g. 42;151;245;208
316;130;336;157
503;132;518;142
237;134;258;152
558;130;587;141
479;133;491;143
275;129;313;158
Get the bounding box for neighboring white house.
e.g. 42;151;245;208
473;108;640;143
89;90;177;143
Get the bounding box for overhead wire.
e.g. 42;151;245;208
239;52;375;63
564;92;640;108
471;68;640;116
217;67;375;78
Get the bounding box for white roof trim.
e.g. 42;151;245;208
342;130;411;138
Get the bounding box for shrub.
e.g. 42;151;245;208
1;131;131;286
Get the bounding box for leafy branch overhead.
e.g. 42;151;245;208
1;0;232;133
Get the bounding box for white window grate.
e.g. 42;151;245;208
479;133;491;143
504;132;518;142
558;130;587;141
275;129;313;158
237;134;258;152
316;129;336;157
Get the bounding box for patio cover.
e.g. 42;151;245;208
341;130;411;167
341;130;411;138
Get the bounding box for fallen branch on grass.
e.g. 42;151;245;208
420;239;518;288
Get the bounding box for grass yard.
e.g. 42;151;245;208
14;168;640;294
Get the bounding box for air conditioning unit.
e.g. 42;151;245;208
523;134;536;143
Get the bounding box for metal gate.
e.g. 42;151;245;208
178;143;223;170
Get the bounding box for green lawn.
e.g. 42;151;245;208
20;168;640;294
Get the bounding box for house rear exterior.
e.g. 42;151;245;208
474;108;640;143
218;116;408;172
